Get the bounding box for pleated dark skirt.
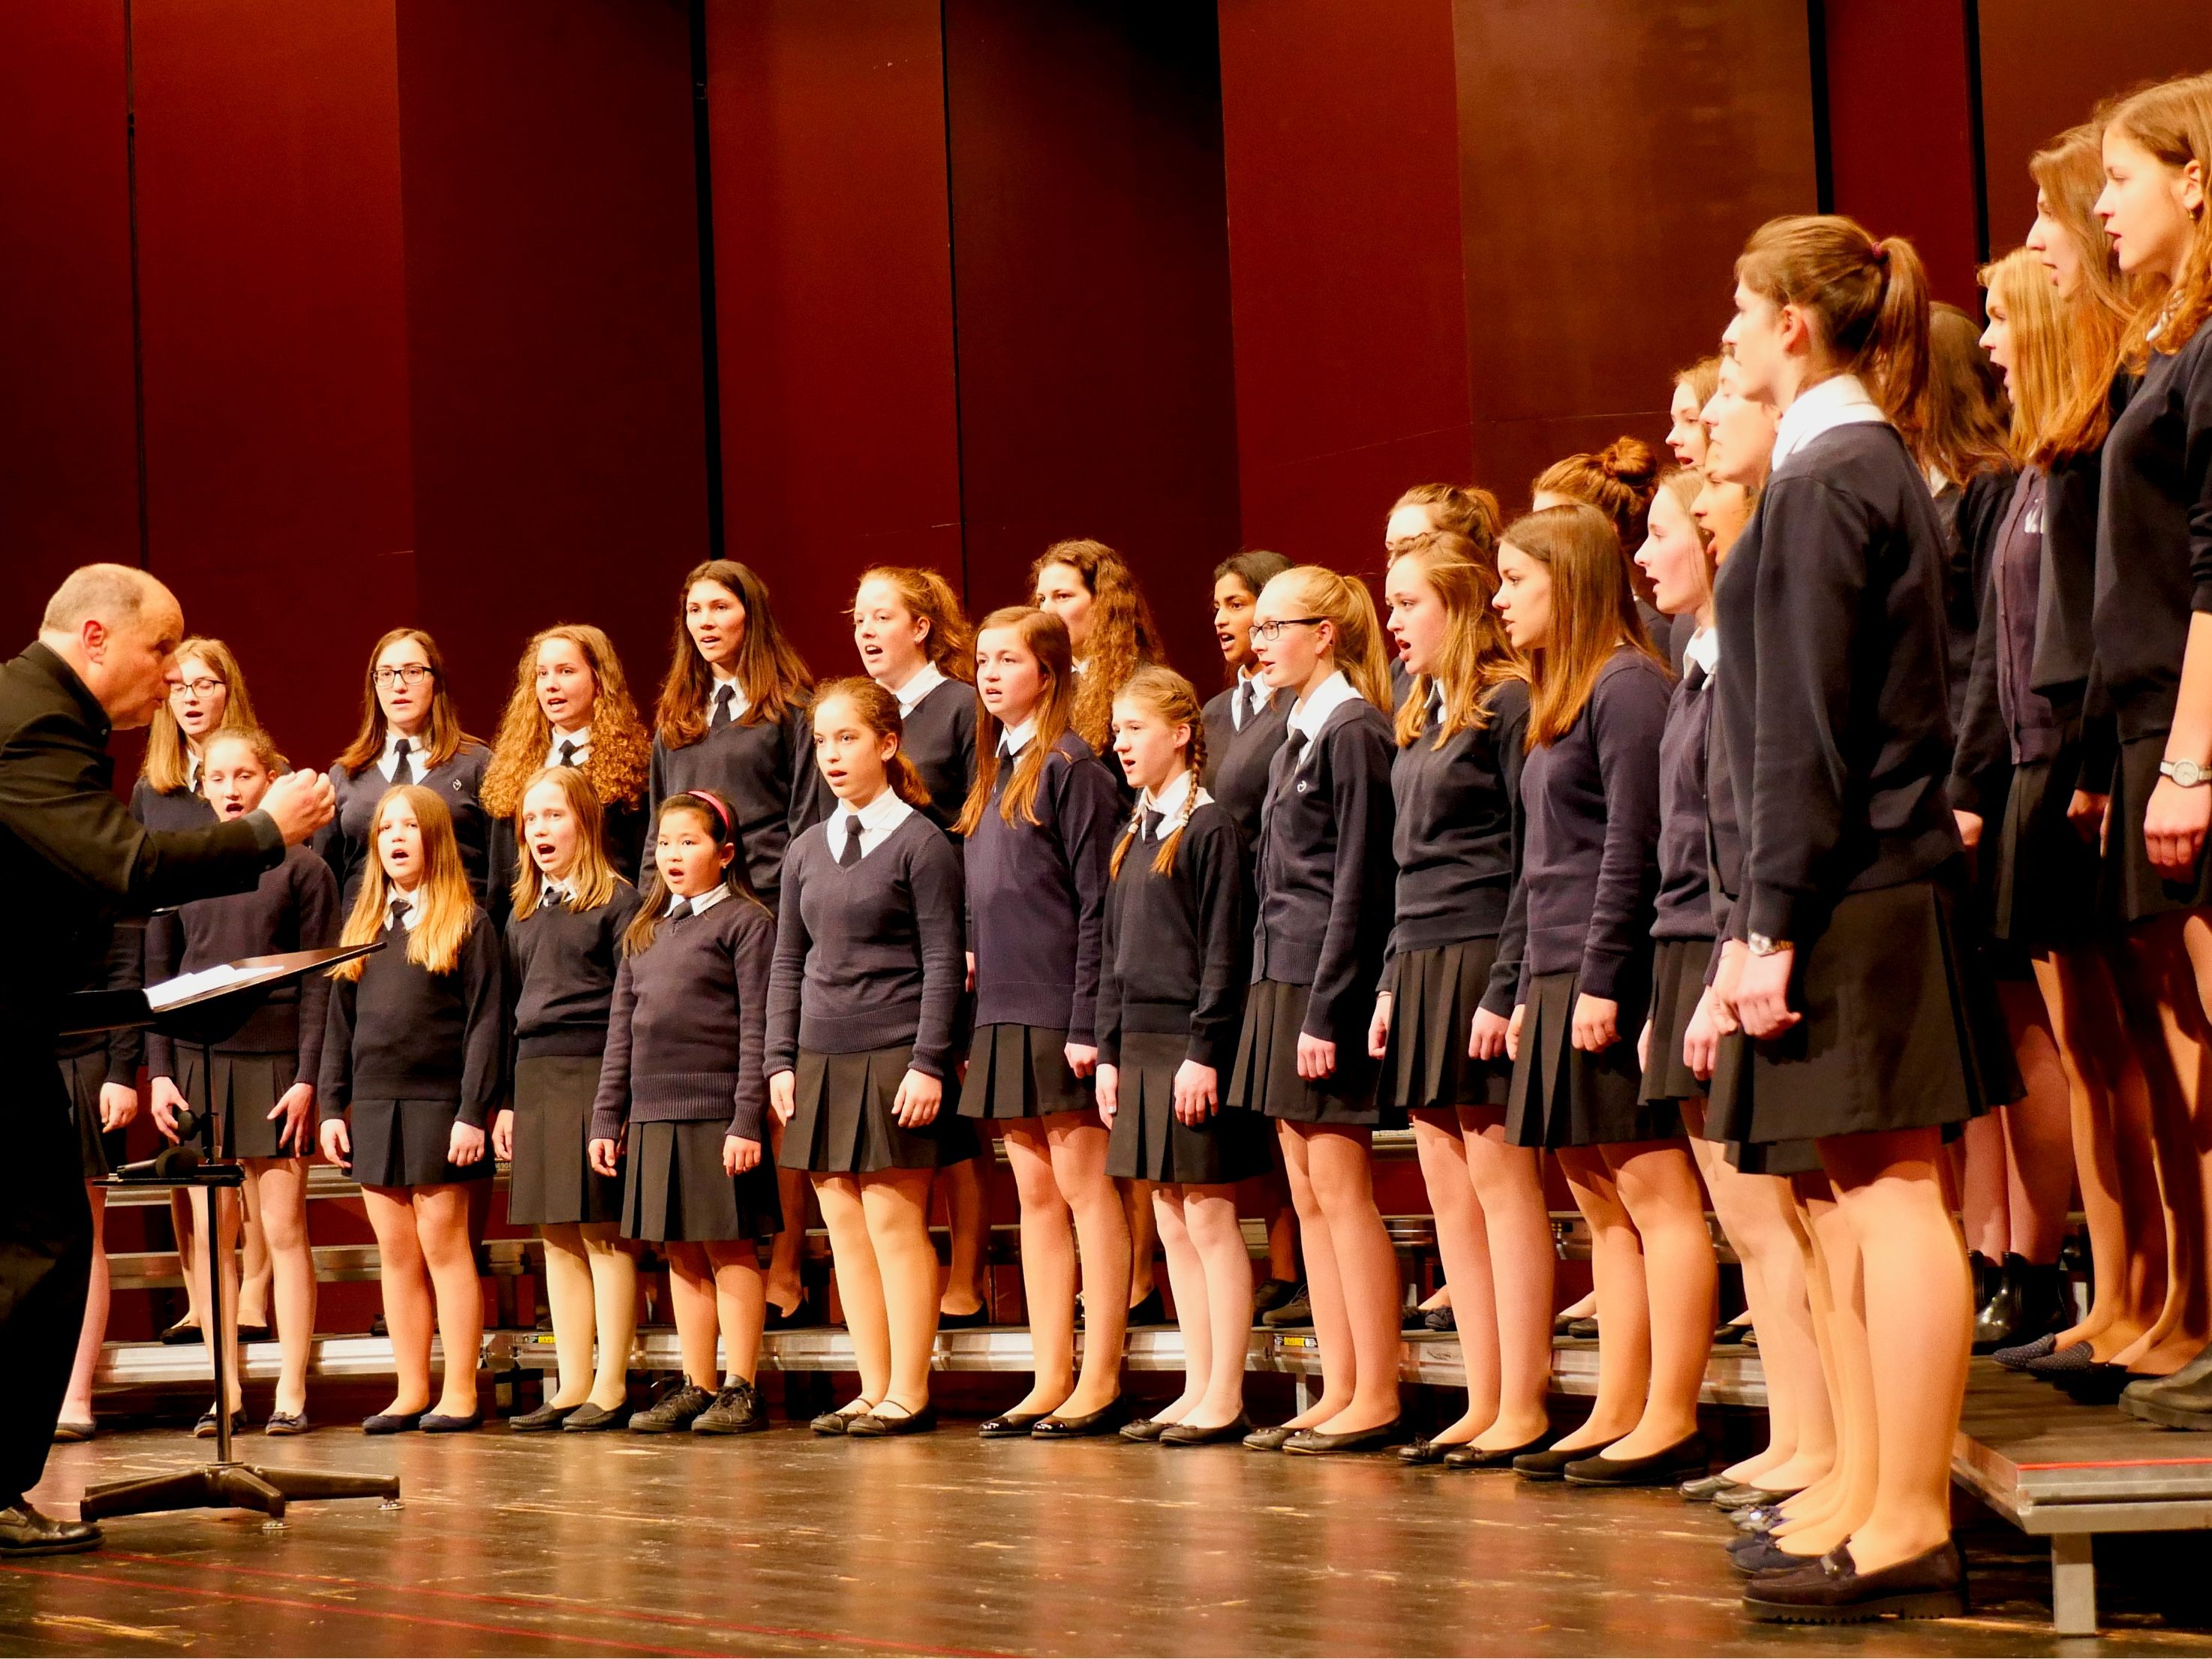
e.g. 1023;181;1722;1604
1703;873;2016;1150
1639;938;1715;1106
957;1023;1093;1121
621;1119;783;1243
1381;940;1513;1114
780;1044;976;1174
59;1051;125;1180
1993;746;2102;952
1105;1029;1273;1184
346;1098;494;1189
175;1048;302;1160
1505;969;1676;1149
1706;1037;1824;1176
1228;979;1391;1127
2104;735;2212;925
508;1055;622;1227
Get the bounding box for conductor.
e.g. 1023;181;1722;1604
0;566;334;1557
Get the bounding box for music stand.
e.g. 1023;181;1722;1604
63;942;404;1525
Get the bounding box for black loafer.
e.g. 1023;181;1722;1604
1118;1417;1169;1442
561;1402;630;1432
1715;1482;1795;1510
509;1401;579;1432
236;1322;272;1345
1397;1436;1456;1464
762;1294;822;1332
1444;1435;1552;1470
978;1411;1049;1439
1160;1414;1251;1446
1679;1472;1734;1501
421;1410;483;1434
1511;1444;1588;1480
1563;1433;1708;1487
263;1411;310;1437
849;1403;937;1438
1242;1423;1297;1451
0;1501;101;1558
362;1409;425;1435
1730;1536;1824;1578
1032;1398;1129;1438
1742;1540;1966;1623
1282;1417;1407;1456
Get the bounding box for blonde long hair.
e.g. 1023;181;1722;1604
141;637;257;794
509;766;623;922
1508;504;1666;749
1108;667;1209;879
1260;566;1393;711
1032;539;1165;754
1388;533;1524;750
481;624;652;822
2031;122;2133;461
957;609;1080;834
333;785;477;979
1982;248;2072;460
857;567;975;683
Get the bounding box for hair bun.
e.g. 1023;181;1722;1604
1596;436;1658;486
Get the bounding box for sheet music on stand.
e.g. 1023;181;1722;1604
58;942;383;1037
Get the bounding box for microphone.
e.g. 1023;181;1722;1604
113;1144;203;1182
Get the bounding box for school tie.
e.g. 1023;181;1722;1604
1684;660;1709;696
1237;681;1256;731
711;685;736;731
1282;728;1309;777
556;739;579;768
837;815;864;867
666;898;693;922
391;742;415;786
387;897;411;933
1141;808;1165;842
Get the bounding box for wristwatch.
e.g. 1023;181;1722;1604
2159;759;2212;789
1746;933;1792;958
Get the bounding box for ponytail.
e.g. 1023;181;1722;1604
1736;215;1931;429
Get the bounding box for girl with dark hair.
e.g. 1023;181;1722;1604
1533;440;1670;646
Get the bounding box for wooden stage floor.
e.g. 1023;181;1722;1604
11;1414;2212;1657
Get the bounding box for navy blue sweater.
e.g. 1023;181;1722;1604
1096;801;1248;1074
320;741;494;920
1199;681;1289;846
320;909;505;1129
504;881;646;1064
1652;657;1715;942
648;702;824;904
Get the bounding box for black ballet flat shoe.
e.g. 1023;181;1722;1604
421;1410;483;1434
762;1294;822;1332
691;1380;768;1435
263;1411;310;1437
1993;1331;2060;1371
1444;1434;1552;1470
812;1402;877;1435
1282;1417;1408;1456
936;1306;990;1330
0;1501;101;1558
1566;1316;1600;1340
158;1318;202;1346
1160;1414;1252;1447
1679;1472;1734;1501
1123;1288;1168;1328
1396;1436;1456;1464
362;1409;425;1435
1118;1417;1170;1442
1730;1536;1824;1578
50;1420;96;1444
848;1402;937;1438
1511;1444;1591;1480
1715;1482;1796;1510
509;1401;579;1433
561;1402;630;1432
236;1321;272;1345
1032;1398;1129;1438
193;1408;247;1440
978;1411;1049;1440
1742;1540;1967;1623
1423;1306;1456;1333
1242;1423;1297;1451
1563;1433;1708;1487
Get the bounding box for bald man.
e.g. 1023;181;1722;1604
0;565;332;1555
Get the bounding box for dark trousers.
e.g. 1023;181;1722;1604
0;1053;94;1501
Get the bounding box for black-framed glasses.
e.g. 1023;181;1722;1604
170;677;224;699
1250;618;1326;645
372;665;435;688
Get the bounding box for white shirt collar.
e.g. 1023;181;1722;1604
1000;714;1039;757
669;885;729;918
1138;769;1207;838
707;672;750;720
1682;626;1719;679
545;729;592;768
889;661;948;716
834;786;915;860
385;889;424;931
1772;373;1885;467
1287;670;1360;744
378;730;425;781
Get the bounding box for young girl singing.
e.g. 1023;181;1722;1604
1233;565;1402;1455
148;728;338;1435
588;790;781;1436
1097;667;1265;1444
1201;551;1294;844
493;767;645;1432
320;784;502;1434
768;680;967;1437
957;607;1130;1437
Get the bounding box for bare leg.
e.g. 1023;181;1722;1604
236;1170;272;1329
1304;1127;1402;1435
765;1152;810;1315
1261;1159;1300;1283
59;1186;110;1424
1998;978;2077;1264
1463;1109;1554;1450
540;1222;596;1408
168;1191;203;1333
251;1158;316;1418
1598;1141;1713;1459
1181;1185;1253;1428
816;1176;888;1407
1151;1187;1208;1426
1411;1109;1496;1444
580;1224;637;1409
936;1156;988;1317
413;1185;484;1418
999;1121;1075;1417
1276;1125;1351;1429
1046;1111;1130;1417
860;1171;939;1411
1772;1177;1883;1558
362;1186;434;1415
1958;1114;2009;1264
1126;1181;1158;1306
705;1239;768;1385
1553;1147;1649;1451
664;1242;721;1389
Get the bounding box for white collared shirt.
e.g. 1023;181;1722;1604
1000;714;1039;758
708;671;750;723
889;661;948;717
1138;769;1209;839
183;753;202;793
384;891;424;932
1232;666;1267;731
668;885;730;918
378;732;425;781
1682;625;1719;681
831;786;915;861
1772;372;1886;468
1287;670;1360;757
543;729;593;770
539;873;577;906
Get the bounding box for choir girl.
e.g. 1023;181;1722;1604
1096;667;1267;1444
1666;358;1722;470
645;558;821;1328
146;729;338;1434
323;629;494;915
1384;487;1506;717
588;789;782;1434
956;607;1132;1436
1372;530;1558;1465
1232;566;1403;1453
1492;503;1711;1487
2089;76;2212;1424
768;680;967;1436
482;624;654;890
1530;440;1667;639
320;784;502;1433
848;567;991;1329
492;766;645;1432
1719;214;2007;1618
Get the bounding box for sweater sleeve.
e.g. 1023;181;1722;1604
292;857;340;1092
1484;685;1531;1017
1094;869;1126;1068
907;831;967;1080
1302;716;1396;1042
314;766;353;899
1058;754;1120;1047
318;966;357;1121
456;913;505;1130
143;909;183;1080
1187;816;1249;1073
1578;665;1667;1001
786;705;827;847
2186;343;2212;616
588;954;639;1144
763;849;810;1079
728;907;774;1142
1949;551;2008;818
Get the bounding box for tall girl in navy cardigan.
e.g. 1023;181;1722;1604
956;606;1130;1437
588;790;782;1437
1495;504;1706;1490
769;680;966;1437
1232;565;1401;1455
647;559;821;1330
320;784;500;1434
1097;667;1265;1444
491;767;645;1432
1372;530;1556;1467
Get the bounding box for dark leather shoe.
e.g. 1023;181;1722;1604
762;1294;822;1332
1680;1472;1734;1501
362;1409;425;1435
1510;1444;1588;1480
1243;1423;1297;1451
159;1318;201;1346
849;1402;937;1438
1444;1434;1552;1470
1119;1417;1169;1442
1563;1432;1707;1486
561;1402;630;1432
0;1501;101;1557
236;1321;272;1345
629;1381;714;1433
1974;1252;2070;1354
1742;1540;1967;1622
263;1411;310;1437
2053;1362;2132;1404
1032;1398;1129;1438
1283;1417;1408;1456
1715;1482;1796;1510
1712;1319;1752;1346
1733;1502;1786;1534
2120;1342;2212;1427
936;1305;990;1330
812;1402;875;1435
1259;1290;1313;1328
421;1410;483;1433
194;1407;246;1439
1566;1316;1600;1340
978;1410;1049;1439
1160;1414;1252;1446
1730;1536;1823;1578
1123;1288;1168;1328
692;1380;768;1435
509;1401;579;1432
1397;1436;1456;1464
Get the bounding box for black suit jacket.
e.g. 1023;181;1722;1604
0;642;283;1038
